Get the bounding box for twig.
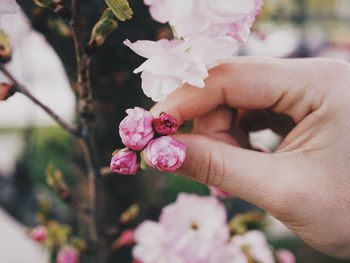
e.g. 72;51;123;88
70;0;100;245
0;64;79;136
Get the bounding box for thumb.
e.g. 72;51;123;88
173;133;291;211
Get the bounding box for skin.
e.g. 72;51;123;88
151;57;350;259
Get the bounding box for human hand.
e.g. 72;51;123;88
151;57;350;259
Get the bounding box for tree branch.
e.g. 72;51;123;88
70;0;100;246
0;64;79;136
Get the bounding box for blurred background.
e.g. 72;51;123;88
1;0;350;262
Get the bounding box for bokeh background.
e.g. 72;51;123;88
1;0;350;262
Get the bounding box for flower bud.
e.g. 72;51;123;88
56;245;79;263
209;186;231;199
110;149;140;175
33;0;71;19
144;136;186;172
0;31;12;63
0;83;15;101
46;165;71;202
112;229;135;249
105;0;133;22
119;107;155;151
152;112;178;135
87;8;118;54
31;226;48;243
120;204;139;224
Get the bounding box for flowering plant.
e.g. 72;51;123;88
110;107;186;174
125;0;263;101
1;0;299;262
133;194;295;263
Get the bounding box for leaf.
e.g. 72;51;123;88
105;0;133;22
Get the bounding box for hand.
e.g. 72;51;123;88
151;57;350;259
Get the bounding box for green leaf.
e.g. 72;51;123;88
87;9;118;53
105;0;133;21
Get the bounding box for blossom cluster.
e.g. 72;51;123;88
125;0;263;101
133;193;295;263
110;107;186;175
30;222;82;263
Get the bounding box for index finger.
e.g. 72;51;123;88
151;57;325;124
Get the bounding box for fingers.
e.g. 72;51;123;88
151;57;326;125
173;133;293;211
193;106;251;147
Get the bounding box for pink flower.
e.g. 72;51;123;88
232;230;274;263
144;136;186;172
226;0;264;44
124;31;236;101
209;186;231;199
133;194;230;263
110;149;140;175
160;194;229;261
209;244;247;263
152;112;178;135
133;221;184;263
276;250;296;263
0;0;17;14
31;226;47;243
144;0;263;41
56;245;79;263
119;107;154;151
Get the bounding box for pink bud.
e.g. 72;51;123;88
119;107;155;151
119;229;134;245
0;83;14;101
113;229;135;249
276;250;296;263
31;226;47;243
110;149;140;175
209;186;231;199
144;136;186;172
56;245;79;263
152;112;178;135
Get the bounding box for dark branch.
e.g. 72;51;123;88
0;64;79;136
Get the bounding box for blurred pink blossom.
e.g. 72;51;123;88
160;194;229;261
56;245;79;263
119;107;154;151
110;149;140;175
209;186;231;199
152;112;178;135
144;136;186;172
0;0;17;14
208;244;247;263
232;230;274;263
276;250;296;263
31;225;47;243
133;194;231;262
143;0;262;41
133;221;183;263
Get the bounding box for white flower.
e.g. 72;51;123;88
0;0;17;15
133;221;185;263
232;230;275;263
132;194;231;263
159;194;230;261
124;28;237;101
144;0;263;42
209;244;248;263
